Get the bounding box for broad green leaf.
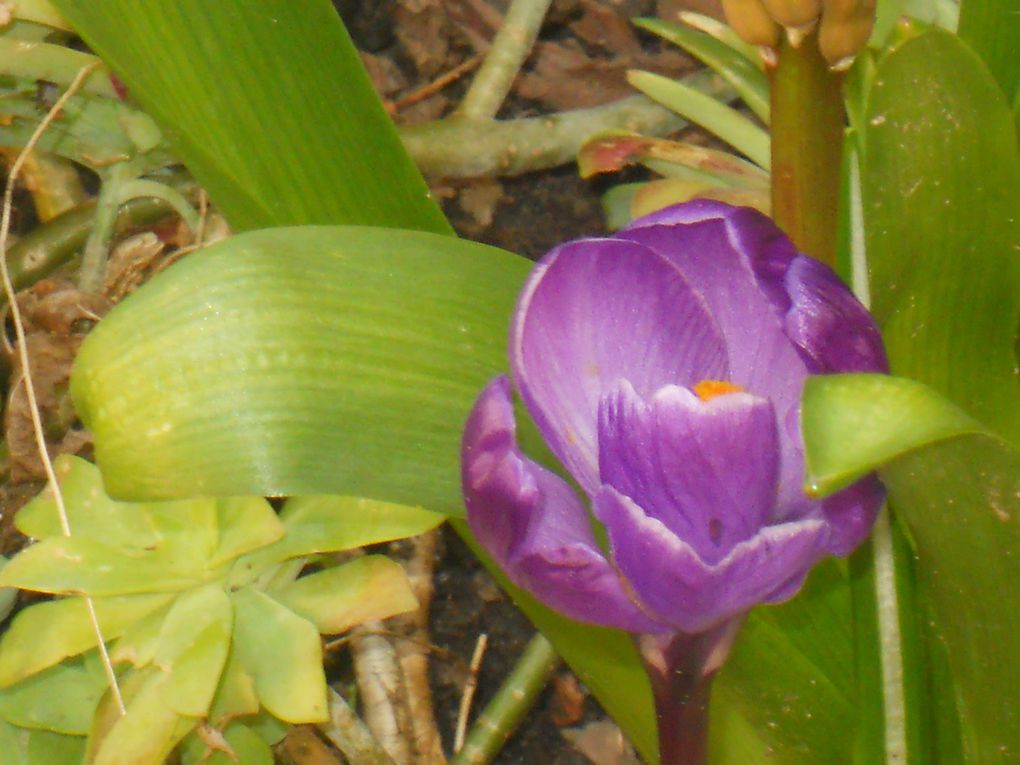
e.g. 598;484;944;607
802;374;986;495
0;537;206;596
0;659;105;735
271;555;417;634
0;593;173;685
71;226;530;510
231;588;327;723
958;0;1020;103
862;30;1020;442
49;0;449;234
632;18;770;122
804;375;1020;762
153;584;232;717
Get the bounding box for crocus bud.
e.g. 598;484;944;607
760;0;821;34
721;0;780;47
818;0;877;68
724;0;875;63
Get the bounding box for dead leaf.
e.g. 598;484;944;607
562;720;642;765
550;672;588;726
458;178;504;230
395;0;454;78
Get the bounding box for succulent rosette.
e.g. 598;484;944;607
461;200;887;637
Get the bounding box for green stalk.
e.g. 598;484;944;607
449;633;559;765
768;33;845;267
77;160;138;294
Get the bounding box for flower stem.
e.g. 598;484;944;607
768;32;845;268
636;620;743;765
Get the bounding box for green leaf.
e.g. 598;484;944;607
152;584;232;717
25;729;86;765
802;374;987;495
210;498;285;568
0;537;206;596
71;226;530;511
0;594;173;685
89;668;191;765
231;588;327;723
861;30;1020;443
0;659;105;735
16;455;164;547
840;29;1020;760
206;649;260;727
271;555;417;634
49;0;449;234
804;375;1020;762
233;496;444;580
627;70;771;169
958;0;1020;104
632;18;770;122
180;721;274;765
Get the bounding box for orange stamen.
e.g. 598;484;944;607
693;379;746;401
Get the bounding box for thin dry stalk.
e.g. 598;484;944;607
0;61;125;715
454;634;489;753
391;530;447;765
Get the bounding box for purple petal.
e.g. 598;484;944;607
820;474;885;556
595;487;829;633
510;237;728;496
597;381;778;564
782;256;889;374
461;377;666;633
614;216;810;512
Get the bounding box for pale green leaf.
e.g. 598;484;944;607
271;556;417;634
0;659;105;735
206;649;259;727
180;721;274;765
25;730;86;765
0;594;173;686
152;584;232;717
210;498;285;568
0;537;205;597
16;456;163;548
90;668;191;765
231;588;327;723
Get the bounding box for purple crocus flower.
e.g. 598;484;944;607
461;201;886;761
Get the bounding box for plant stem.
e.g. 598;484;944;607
449;633;559;765
636;619;743;765
768;32;845;268
457;0;553;120
77;159;138;294
319;687;400;765
403;70;731;178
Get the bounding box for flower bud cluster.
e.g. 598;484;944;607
722;0;876;68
